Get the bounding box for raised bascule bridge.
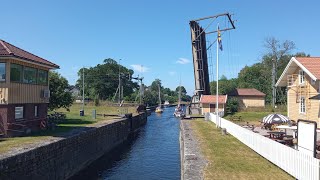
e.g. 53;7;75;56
187;13;235;115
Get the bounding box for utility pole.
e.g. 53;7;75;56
82;67;85;114
118;59;121;105
272;58;276;108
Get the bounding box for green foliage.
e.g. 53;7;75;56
210;78;238;95
227;97;238;114
210;37;309;106
49;72;74;111
76;58;138;100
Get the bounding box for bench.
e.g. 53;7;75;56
230;115;242;121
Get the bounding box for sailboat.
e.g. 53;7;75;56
173;79;185;118
155;84;164;113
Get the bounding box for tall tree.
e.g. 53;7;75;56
76;58;138;100
264;37;295;107
49;72;73;111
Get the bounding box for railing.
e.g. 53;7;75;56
209;113;320;180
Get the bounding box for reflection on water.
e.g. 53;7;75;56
70;107;181;180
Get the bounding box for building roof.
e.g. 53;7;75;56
200;95;228;104
228;88;266;97
0;39;59;69
276;57;320;87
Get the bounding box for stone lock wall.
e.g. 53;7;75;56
0;113;147;180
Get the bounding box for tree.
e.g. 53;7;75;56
150;79;162;92
49;72;73;111
76;58;138;100
227;97;238;114
264;37;295;106
210;78;238;95
175;86;187;95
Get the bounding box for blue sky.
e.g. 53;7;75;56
1;0;320;95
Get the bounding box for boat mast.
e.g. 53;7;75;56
158;84;161;107
178;77;181;106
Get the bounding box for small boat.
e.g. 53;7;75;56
173;106;185;118
155;84;164;113
173;78;185;118
155;106;163;113
164;100;170;108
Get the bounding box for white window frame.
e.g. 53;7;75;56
299;70;305;85
35;105;38;117
299;96;306;114
15;106;24;120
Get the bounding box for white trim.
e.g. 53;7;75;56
0;56;58;70
299;70;305;85
287;90;290;117
276;58;295;87
276;57;317;87
299;96;306;114
293;57;317;81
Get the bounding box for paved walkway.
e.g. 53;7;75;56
180;120;207;180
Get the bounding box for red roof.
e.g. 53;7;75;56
228;88;265;97
0;40;59;69
295;57;320;79
200;95;227;104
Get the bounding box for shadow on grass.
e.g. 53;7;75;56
60;118;95;125
27;118;98;138
30;125;96;138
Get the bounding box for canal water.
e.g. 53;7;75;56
70;106;181;180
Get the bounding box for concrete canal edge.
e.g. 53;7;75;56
0;113;147;180
180;120;207;180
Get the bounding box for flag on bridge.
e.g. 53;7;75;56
218;27;223;51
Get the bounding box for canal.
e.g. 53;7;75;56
70;106;181;180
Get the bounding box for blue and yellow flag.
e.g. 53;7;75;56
218;27;223;51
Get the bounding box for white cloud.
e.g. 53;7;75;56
176;58;191;64
130;64;150;73
169;71;176;76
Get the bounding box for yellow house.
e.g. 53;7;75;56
276;57;320;126
199;95;227;115
0;40;59;136
228;88;266;110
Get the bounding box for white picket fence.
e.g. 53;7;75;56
209;113;320;180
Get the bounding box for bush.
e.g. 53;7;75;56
227;97;238;114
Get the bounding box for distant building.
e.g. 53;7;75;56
68;86;80;98
276;57;320;125
0;40;59;136
228;88;265;109
199;95;227;115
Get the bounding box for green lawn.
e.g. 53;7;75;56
191;120;293;180
0;104;136;155
224;111;287;125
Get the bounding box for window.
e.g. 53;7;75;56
300;96;306;114
15;106;24;119
23;66;37;84
299;70;305;84
210;104;216;109
38;69;48;85
0;63;6;82
10;64;23;82
311;79;316;85
35;105;38;117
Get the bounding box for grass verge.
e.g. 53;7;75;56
0;104;136;155
224;111;287;125
191;120;293;180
